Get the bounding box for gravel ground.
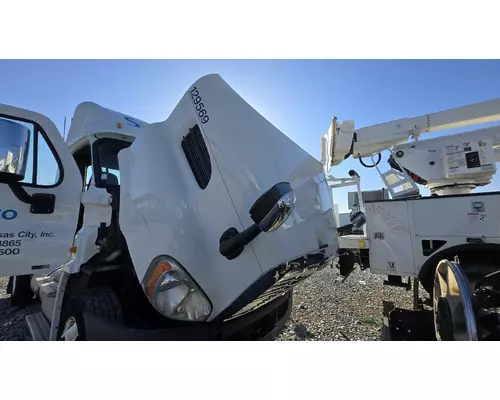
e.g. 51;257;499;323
0;277;39;341
275;266;429;341
0;268;429;341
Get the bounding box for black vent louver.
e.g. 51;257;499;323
181;125;212;189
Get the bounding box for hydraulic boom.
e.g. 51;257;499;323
321;98;500;195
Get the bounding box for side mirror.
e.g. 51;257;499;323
219;182;296;260
349;210;366;229
0;119;31;183
250;182;296;232
0;118;55;214
337;210;367;236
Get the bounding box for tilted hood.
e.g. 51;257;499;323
118;74;338;321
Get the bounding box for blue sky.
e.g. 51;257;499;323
1;60;499;211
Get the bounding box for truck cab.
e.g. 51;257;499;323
0;74;338;340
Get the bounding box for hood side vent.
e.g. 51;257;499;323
181;125;212;189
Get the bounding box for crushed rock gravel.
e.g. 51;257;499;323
275;266;429;341
0;277;39;341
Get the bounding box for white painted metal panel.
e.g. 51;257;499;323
411;194;500;238
118;74;338;320
365;200;416;276
0;104;81;277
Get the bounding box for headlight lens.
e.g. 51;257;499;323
142;256;212;322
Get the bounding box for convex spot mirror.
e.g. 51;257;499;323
219;182;296;260
0;118;31;183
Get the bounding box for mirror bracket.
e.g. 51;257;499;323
219;225;261;260
219;181;296;260
8;182;55;214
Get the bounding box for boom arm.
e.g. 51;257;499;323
322;98;500;169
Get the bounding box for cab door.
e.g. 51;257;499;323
0;103;82;276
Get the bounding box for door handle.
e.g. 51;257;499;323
8;183;56;214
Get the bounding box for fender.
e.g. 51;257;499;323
418;242;500;293
49;267;92;341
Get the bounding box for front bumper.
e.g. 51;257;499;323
83;249;333;340
82;290;292;341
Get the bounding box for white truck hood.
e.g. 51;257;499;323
118;74;338;321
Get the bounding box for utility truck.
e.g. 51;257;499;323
0;74;337;340
321;99;500;341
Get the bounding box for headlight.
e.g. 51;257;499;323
142;256;212;322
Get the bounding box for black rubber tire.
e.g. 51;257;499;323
8;275;34;307
58;286;124;341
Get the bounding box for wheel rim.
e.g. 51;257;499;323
433;260;478;341
61;317;79;341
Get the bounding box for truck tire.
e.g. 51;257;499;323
58;287;124;341
7;275;34;307
421;254;500;295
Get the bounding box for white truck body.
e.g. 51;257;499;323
364;193;500;277
322;98;500;284
322;98;500;340
0;104;82;276
116;75;337;318
0;74;338;336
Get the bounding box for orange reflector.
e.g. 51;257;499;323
69;246;77;254
145;261;174;298
117;122;122;129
